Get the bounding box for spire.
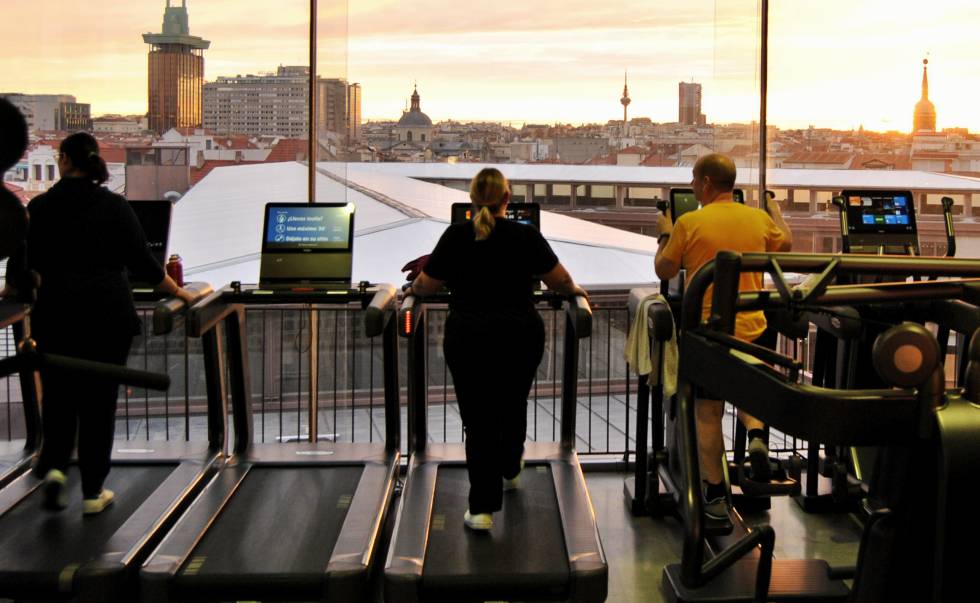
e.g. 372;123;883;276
921;58;930;100
410;83;421;112
913;56;937;133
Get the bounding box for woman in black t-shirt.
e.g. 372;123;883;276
25;132;193;515
407;167;587;531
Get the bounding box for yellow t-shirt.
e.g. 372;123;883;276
659;200;787;341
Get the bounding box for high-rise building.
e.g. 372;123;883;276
204;66;310;137
143;0;210;134
317;78;349;139
913;58;937;133
347;83;362;142
0;93;90;132
678;82;705;126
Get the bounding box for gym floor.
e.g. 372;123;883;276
584;472;863;602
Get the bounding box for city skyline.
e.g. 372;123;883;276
2;0;979;132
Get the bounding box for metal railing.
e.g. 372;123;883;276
0;291;640;455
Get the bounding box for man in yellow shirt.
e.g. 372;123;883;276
654;153;792;520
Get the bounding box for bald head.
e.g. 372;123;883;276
693;153;737;193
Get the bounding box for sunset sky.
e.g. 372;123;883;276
2;0;977;132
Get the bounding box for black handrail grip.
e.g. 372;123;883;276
37;351;170;390
942;196;956;258
364;284;396;338
152;281;213;336
566;294;592;339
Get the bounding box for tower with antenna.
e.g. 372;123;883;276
620;71;631;138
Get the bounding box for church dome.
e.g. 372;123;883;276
397;84;432;127
398;111;432;127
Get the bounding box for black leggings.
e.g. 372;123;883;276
35;331;132;498
444;311;544;514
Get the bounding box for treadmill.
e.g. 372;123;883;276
140;281;401;602
384;202;606;603
0;283;222;602
0;301;40;489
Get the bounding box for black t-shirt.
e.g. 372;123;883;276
27;177;165;340
423;218;558;315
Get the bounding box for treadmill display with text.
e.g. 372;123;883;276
847;194;914;233
265;206;352;250
452;203;541;229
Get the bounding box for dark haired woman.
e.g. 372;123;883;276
406;167;587;531
26;132;193;514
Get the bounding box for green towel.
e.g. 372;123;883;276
624;293;678;398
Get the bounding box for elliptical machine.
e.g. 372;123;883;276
625;188;801;526
794;191;958;514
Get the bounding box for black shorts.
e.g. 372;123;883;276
695;327;777;401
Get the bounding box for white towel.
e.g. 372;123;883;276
624;293;679;398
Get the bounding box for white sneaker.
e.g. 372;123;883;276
503;459;525;491
42;469;69;511
82;489;115;515
463;510;493;531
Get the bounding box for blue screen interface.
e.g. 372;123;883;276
265;205;353;250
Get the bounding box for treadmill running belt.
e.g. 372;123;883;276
0;465;175;594
422;465;569;601
175;465;362;596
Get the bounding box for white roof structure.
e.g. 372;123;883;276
347;162;980;193
169;161;657;288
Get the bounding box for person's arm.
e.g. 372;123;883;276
155;273;195;304
654;212;682;280
407;272;445;298
541;262;588;298
765;198;793;251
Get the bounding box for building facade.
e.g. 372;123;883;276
143;0;210;134
347;83;362;142
205;66;309;137
0;93;89;132
678;82;705;126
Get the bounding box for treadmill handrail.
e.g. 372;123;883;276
152;281;213;336
186;287;240;338
0;300;29;331
566;294;592;339
365;284;396;338
0;340;171;390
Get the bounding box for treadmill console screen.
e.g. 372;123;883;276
451;202;541;229
263;203;355;251
842;190;916;235
128;200;172;266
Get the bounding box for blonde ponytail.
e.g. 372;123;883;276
468;167;510;242
473;205;495;241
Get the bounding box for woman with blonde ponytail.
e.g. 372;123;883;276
407;167;587;531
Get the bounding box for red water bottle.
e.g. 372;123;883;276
166;254;184;287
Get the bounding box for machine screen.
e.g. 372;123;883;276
451;203;541;229
263;203;355;251
669;189;699;222
843;191;916;234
